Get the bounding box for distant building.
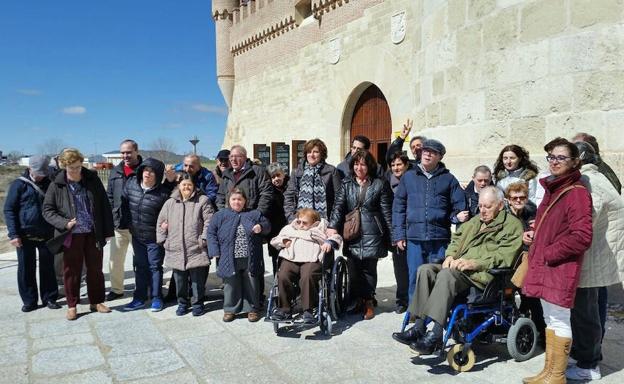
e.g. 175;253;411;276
102;151;123;165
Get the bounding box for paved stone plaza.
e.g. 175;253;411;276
1;247;623;383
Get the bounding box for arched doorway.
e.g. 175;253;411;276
350;84;392;169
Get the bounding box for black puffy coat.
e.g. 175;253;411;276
329;177;393;259
107;156;142;229
283;161;342;222
216;159;272;216
123;158;174;243
43;168;114;253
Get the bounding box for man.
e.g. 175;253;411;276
4;155;59;311
572;132;621;194
462;165;494;220
392;139;468;302
385;118;427;167
182;154;218;205
214;149;230;185
337;135;385;178
216;145;272;216
392;186;524;354
106;139;142;301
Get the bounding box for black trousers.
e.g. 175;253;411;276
17;238;58;306
571;287;602;369
350;257;378;301
173;267;208;308
392;249;408;306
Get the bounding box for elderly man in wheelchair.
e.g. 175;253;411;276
392;186;524;358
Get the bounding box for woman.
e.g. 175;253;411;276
157;174;214;316
43;148;114;321
206;188;270;322
387;151;410;313
493;144;540;204
328;151;392;320
283;138;342;222
266;162;289;276
522;138;593;384
504;182;546;344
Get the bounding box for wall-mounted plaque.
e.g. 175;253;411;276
271;142;290;174
253;144;270;166
391;11;406;44
291;140;306;170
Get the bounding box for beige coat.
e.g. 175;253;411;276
157;190;214;271
270;219;342;263
579;164;624;288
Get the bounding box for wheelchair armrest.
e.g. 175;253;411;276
488;268;513;276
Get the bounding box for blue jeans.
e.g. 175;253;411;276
131;238;164;301
406;240;448;302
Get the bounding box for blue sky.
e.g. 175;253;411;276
0;0;227;158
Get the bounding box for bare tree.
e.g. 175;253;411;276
7;150;24;162
150;137;178;163
37;138;67;157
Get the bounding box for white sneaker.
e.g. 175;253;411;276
565;365;602;381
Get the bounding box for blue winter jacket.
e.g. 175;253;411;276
392;163;466;242
3;170;54;240
174;163;218;205
206;208;271;278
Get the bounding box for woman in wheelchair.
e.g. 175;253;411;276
269;208;342;324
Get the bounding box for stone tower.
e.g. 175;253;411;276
212;0;238;109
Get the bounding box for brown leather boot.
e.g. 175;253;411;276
523;329;554;384
363;299;375;320
66;307;77;321
540;333;571;384
90;303;112;313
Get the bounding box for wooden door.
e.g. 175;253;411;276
350;84;392;169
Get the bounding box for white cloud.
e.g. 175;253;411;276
62;106;87;115
190;103;227;115
17;89;43;96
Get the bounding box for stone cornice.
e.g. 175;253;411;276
231;15;297;56
312;0;351;18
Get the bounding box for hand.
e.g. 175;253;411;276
9;238;22;248
66;218;77;230
160;221;168;230
164;164;176;182
326;228;338;237
397;240;406;251
252;224;261;234
320;242;333;253
523;230;534;246
283;239;292;248
456;211;470;223
400;119;413;139
457;259;479;271
442;256;453;269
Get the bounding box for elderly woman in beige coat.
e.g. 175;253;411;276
157;174;214;316
566;142;624;381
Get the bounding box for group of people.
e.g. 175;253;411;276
4;126;623;382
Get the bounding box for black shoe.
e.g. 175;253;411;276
46;301;61;309
392;324;425;345
106;291;124;301
271;309;291;321
395;303;408;314
303;310;316;324
176;305;189;316
21;304;38;312
409;330;443;355
192;305;204;317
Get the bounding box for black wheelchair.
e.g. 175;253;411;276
265;252;351;336
401;263;538;372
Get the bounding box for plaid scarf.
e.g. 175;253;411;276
297;162;327;219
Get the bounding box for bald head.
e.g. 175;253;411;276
183;154;202;176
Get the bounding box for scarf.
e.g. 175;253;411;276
297;162;327;218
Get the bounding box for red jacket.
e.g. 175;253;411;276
523;170;593;308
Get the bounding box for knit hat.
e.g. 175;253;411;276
29;155;51;177
216;149;230;160
421;139;446;157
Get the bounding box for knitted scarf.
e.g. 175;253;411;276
297;162;327;218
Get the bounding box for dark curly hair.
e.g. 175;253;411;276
349;150;378;179
493;144;539;178
303;138;328;162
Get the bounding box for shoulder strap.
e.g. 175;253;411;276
534;184;585;235
18;176;45;197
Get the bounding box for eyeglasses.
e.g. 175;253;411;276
509;196;527;201
229;155;244;159
66;165;82;171
296;219;311;226
546;155;573;163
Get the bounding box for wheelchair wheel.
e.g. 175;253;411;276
319;311;332;336
447;344;476;372
507;317;538;362
330;256;351;319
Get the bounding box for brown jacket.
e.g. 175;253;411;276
157;190;214;270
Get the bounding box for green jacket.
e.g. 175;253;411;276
446;210;523;289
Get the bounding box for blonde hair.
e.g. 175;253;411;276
296;208;321;223
58;148;84;168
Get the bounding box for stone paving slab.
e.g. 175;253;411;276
0;247;623;383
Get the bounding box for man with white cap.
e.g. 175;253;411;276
3;155;59;312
